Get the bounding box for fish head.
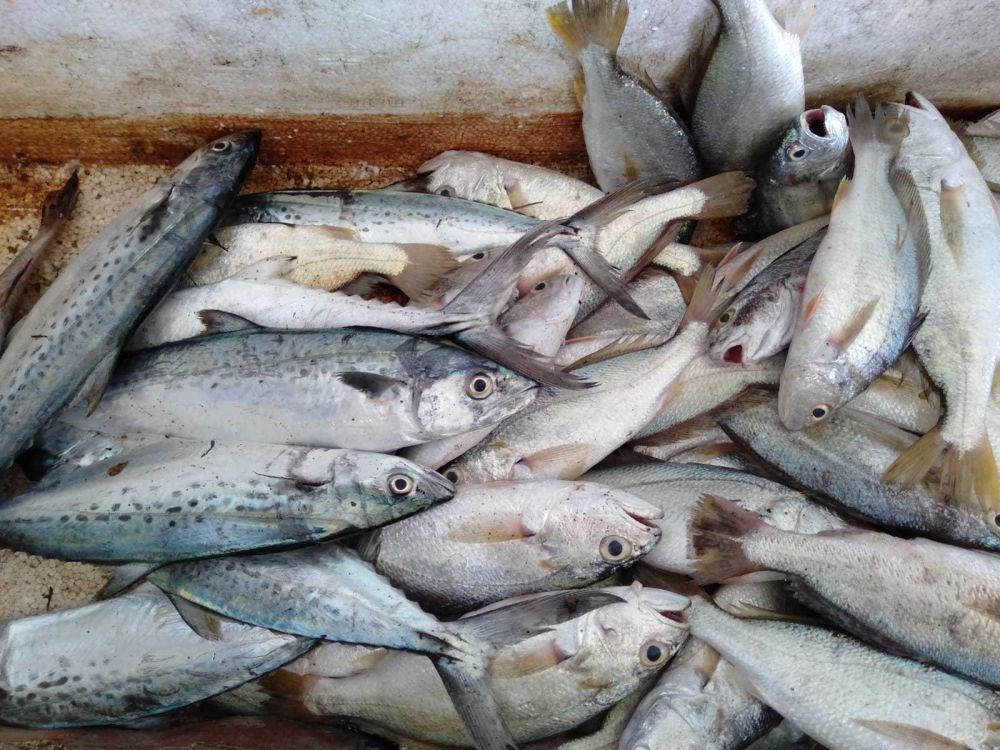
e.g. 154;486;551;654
334;452;455;521
416;151;512;209
708;282;800;365
501;274;584;354
171;131;262;205
762;106;850;186
888;93;963;184
777;358;852;430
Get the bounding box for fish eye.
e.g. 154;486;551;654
534;282;547;291
211;140;231;153
388;473;416;495
786;143;809;161
718;309;734;324
436;185;456;197
600;535;632;562
442;466;464;484
809;404;831;422
471;252;487;261
465;373;495;399
639;639;670;667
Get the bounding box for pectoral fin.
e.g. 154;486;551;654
826;297;878;352
447;515;538;544
76;350;118;416
516;443;591;480
854;719;968;749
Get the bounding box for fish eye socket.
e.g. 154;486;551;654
443;466;464;484
211;141;231;153
718;310;734;324
471;252;487;261
640;639;670;667
786;144;809;161
809;404;831;422
388;473;416;495
436;185;456;197
534;282;547;291
465;373;495;399
600;535;632;562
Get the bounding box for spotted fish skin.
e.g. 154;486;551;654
0;584;312;728
0;132;260;470
0;439;452;562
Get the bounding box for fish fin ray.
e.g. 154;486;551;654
545;0;629;55
432;655;517;750
392;244;459;302
456;326;593;389
781;2;815;40
197;309;263;335
336;371;405;398
689;495;769;585
565;331;671;369
680;265;720;326
75;350;118;416
826;297;879;352
516;443;592;480
97;562;160;598
883;425;946;488
853;719;969;749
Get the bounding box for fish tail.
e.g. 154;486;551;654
882;425;946;488
944;434;1000;515
689;495;770;585
780;3;816;40
40;168;80;227
682;172;757;220
679;265;720;327
254;669;325;721
391;243;459;302
848;97;908;160
431;653;517;750
546;0;629;56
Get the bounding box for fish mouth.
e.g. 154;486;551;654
723;344;745;364
803;108;829;138
904;91;925;109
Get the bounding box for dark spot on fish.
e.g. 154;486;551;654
168;520;176;527
118;514;131;521
107;462;128;476
188;499;198;507
59;515;69;522
37;676;68;689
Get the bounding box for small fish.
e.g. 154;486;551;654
779;99;919;430
400;151;604;220
185;223;458;301
0;132;260;470
0;170;79;350
583;461;845;575
684;597;1000;750
58;329;537;452
357;479;663;611
546;0;701;192
755;106;851;233
620;638;777;750
0;584;312;727
708;234;819;364
0;438;451;563
692;0;812;172
691;495;1000;688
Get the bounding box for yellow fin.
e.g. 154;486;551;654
853;719;968;749
573;72;586;106
490;636;567;679
391;243;459;302
883;425;945;488
516;443;591;480
826;297;878;352
680;265;720;326
546;0;629;56
945;434;1000;514
831;176;851;211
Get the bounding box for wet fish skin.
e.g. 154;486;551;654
685;597;1000;750
692;0;810;172
778;100;919;430
842;352;941;434
0;132;260;470
58;329;537;452
0;584;312;728
583;461;845;575
692;495;1000;688
357;480;663;612
755;106;850;233
0;438;452;562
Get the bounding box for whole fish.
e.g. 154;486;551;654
447;270;716;483
0;170;79;349
684;597;1000;750
401;151;604;220
691;0;811;172
881;93;1000;513
0;438;451;563
186;223;457;301
755;106;851;233
620;638;777;750
779;99;919;430
150;544;529;750
57;329;537;452
721;399;1000;550
0;584;312;727
964;108;1000;191
708;235;819;365
583;461;845;575
0;132;260;469
357;479;663;611
692;495;1000;687
546;0;701;191
218;586;689;747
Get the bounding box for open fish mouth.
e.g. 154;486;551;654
723;343;745;364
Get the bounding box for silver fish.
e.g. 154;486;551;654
0;438;451;563
692;495;1000;688
583;461;845;575
0;584;311;727
0;170;79;349
546;0;701;191
58;329;537;452
357;479;662;611
691;0;811;172
755;106;851;233
685;597;1000;750
620;638;777;750
0;132;260;469
779;99;919;430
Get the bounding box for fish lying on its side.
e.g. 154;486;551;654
0;132;260;469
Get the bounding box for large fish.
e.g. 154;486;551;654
0;584;312;727
881;93;1000;514
0;170;79;350
684;597;1000;750
755;106;851;233
691;0;811;172
149;543;529;750
778;99;919;430
692;495;1000;688
546;0;701;191
0;132;260;469
0;438;450;564
357;479;663;611
57;329;537;452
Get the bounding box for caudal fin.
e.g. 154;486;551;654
546;0;629;56
391;243;459;302
432;655;517;750
689;495;768;585
678;265;721;328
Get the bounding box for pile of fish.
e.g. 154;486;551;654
1;0;999;748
